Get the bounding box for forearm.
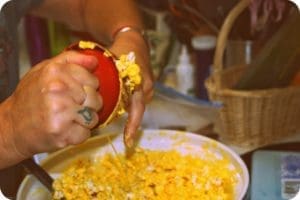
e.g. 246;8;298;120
0;97;25;169
83;0;144;43
30;0;144;44
31;0;152;90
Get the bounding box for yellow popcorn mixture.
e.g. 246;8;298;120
78;41;97;49
116;52;142;93
53;148;238;200
105;51;142;124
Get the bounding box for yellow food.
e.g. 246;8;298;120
116;52;142;93
53;148;238;200
79;41;97;49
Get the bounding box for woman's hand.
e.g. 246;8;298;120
2;51;102;163
109;29;154;147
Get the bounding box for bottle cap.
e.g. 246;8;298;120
191;35;216;50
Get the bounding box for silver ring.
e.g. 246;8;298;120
77;106;93;125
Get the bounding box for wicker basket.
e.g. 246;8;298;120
205;0;300;148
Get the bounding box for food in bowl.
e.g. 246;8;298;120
52;147;239;200
17;130;249;200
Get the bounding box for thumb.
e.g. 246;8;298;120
56;51;99;72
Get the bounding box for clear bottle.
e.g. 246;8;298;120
175;45;194;95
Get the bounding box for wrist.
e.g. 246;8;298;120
0;97;27;168
112;26;149;52
112;28;150;74
111;28;154;98
113;26;146;42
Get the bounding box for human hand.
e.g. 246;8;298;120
5;51;102;158
109;29;154;147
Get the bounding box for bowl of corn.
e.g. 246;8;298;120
17;129;249;200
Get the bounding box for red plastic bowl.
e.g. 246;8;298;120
66;42;121;126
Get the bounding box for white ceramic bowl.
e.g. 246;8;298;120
17;129;249;200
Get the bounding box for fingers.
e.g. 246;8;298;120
43;78;101;131
140;61;154;103
74;106;99;129
47;74;86;105
42;51;101;107
50;124;91;149
54;51;99;72
48;51;99;89
73;86;102;129
124;90;145;147
45;52;102;145
143;80;154;103
36;122;91;150
66;63;99;89
82;86;102;111
63;124;91;146
59;63;100;105
45;92;98;148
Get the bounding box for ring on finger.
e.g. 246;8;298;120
77;106;94;125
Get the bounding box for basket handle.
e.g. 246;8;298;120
212;0;252;75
